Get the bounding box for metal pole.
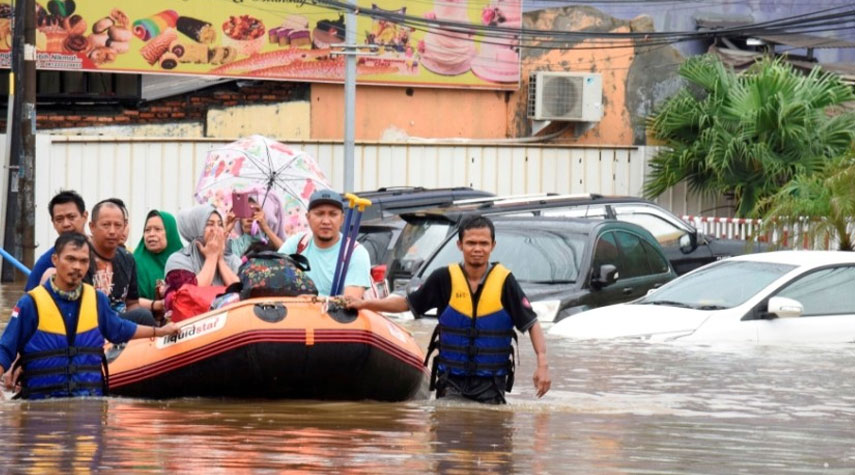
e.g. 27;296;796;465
20;0;37;276
2;0;35;282
0;72;12;268
343;0;356;193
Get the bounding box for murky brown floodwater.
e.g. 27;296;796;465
2;282;855;473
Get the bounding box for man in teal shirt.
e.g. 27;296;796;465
279;190;371;297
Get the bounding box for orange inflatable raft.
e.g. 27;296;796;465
107;297;429;401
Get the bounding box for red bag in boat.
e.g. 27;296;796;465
170;284;226;322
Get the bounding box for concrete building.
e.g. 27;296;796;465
1;2;852;145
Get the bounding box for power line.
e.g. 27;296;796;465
210;0;855;52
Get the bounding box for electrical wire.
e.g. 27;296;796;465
313;0;855;40
209;0;855;52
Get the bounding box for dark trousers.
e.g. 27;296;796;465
436;374;507;405
120;307;156;327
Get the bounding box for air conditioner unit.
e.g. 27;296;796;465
527;72;603;122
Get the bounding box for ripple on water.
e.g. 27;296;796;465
1;301;855;471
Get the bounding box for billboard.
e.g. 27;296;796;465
0;0;522;90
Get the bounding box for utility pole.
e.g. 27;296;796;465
333;1;375;193
2;0;36;282
343;0;356;193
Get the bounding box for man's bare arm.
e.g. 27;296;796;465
346;295;409;313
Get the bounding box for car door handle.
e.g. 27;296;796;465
622;287;633;295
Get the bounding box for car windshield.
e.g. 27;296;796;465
422;227;586;284
638;260;797;310
393;220;452;267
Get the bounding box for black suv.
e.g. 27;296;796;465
407;216;677;322
355;187;495;265
391;194;760;292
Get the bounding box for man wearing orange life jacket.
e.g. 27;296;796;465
0;232;179;399
347;215;551;404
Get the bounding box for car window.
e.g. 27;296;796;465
422;227;586;284
775;266;855;316
357;229;394;265
641;240;670;274
614;231;651;278
615;211;686;247
639;260;796;310
542;205;608;219
592;232;619;273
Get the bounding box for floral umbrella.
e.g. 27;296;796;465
194;135;330;237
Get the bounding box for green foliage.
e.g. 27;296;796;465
645;55;855;217
758;152;855;251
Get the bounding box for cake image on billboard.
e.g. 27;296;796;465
420;0;475;76
471;0;522;83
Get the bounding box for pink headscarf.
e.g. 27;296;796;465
233;186;288;242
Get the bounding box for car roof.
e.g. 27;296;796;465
401;194;654;223
728;250;855;267
356;187;494;221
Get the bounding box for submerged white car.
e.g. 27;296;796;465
549;251;855;344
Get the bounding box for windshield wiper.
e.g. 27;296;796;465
694;304;728;310
641;300;694;309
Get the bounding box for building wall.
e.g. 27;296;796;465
309;84;510;140
30;81;308;137
21;6;687;145
308;6;685;145
206;102;311;139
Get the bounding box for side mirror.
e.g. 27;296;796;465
767;296;803;319
592;264;618;289
679;231;698;254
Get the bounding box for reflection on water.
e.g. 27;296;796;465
2;284;855;472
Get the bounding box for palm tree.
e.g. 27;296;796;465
644;55;855;217
757;152;855;251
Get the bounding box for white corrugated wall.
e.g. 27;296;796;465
32;135;732;255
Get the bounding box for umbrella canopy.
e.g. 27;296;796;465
195;135;330;237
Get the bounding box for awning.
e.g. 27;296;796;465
141;75;234;102
709;46;855;86
750;34;855;50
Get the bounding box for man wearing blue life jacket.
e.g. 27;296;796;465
346;215;551;404
0;232;179;400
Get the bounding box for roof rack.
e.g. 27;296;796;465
482;193;601;207
451;192;551;206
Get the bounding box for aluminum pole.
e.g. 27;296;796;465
343;0;356;193
0;73;12;262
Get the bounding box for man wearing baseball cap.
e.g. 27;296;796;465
278;189;372;297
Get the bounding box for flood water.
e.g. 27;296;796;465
2;282;855;473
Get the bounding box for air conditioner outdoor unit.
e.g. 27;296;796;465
527;72;603;122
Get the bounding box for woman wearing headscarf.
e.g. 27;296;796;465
164;205;241;299
134;210;183;315
227;194;286;257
